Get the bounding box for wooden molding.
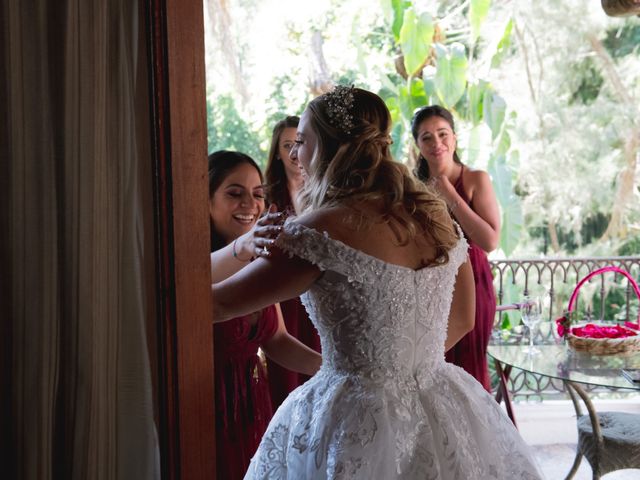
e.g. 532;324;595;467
145;0;215;478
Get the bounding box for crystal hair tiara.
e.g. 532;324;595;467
324;85;355;135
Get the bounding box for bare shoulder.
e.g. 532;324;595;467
293;203;386;245
291;206;353;238
464;168;494;195
465;167;491;184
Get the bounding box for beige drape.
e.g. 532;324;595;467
2;0;160;479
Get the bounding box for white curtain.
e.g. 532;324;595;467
3;0;160;478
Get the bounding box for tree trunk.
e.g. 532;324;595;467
309;30;333;96
587;34;639;241
601;129;639;240
548;221;561;253
205;0;249;105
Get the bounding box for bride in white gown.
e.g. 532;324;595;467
212;86;542;479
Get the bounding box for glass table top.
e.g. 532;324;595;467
488;342;640;390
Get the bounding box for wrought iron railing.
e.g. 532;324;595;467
489;256;640;400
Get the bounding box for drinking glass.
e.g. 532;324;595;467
521;295;542;355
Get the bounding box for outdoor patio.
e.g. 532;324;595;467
488;256;640;479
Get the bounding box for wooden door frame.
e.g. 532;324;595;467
145;0;216;478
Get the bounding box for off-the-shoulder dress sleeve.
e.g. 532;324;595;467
274;221;355;276
276;219;470;281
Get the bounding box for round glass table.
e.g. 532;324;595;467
488;342;640;479
489;343;640;392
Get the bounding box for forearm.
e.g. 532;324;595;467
449;199;499;253
212;250;321;323
262;333;322;376
210;237;252;283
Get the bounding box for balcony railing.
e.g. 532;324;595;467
489;256;640;400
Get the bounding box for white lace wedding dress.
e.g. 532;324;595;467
245;222;542;479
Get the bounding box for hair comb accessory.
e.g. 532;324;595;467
324;85;355;135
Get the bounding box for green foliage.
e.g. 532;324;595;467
489;154;523;256
469;0;491;43
490;19;513;68
263;77;300;127
398;78;428;120
603;23;640;58
387;0;412;42
399;9;434;76
619;236;640;256
433;43;468;108
527;212;617;255
363;24;395;53
568;59;604;106
495;4;640;257
482;89;506;140
205;0;640;257
466;81;488;126
592;283;640;323
206;95;265;166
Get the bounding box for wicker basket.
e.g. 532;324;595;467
561;266;640;355
567;326;640;354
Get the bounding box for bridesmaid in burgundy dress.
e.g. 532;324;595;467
263;116;322;408
208;150;322;479
411;106;500;392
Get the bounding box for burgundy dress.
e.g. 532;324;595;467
215;305;278;480
265;194;322;409
444;166;496;392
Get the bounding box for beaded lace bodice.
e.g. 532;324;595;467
276;222;468;388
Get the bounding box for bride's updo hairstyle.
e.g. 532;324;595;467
298;86;458;261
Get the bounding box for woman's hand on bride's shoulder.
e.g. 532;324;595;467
238;204;287;258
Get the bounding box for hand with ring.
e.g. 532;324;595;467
235;204;286;259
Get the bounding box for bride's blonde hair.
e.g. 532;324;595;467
298;87;459;262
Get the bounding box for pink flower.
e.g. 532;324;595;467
555;316;569;337
570;323;638;339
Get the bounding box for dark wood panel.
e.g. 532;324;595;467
146;0;215;478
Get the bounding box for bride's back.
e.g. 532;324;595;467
303;202;447;272
274;212;469;389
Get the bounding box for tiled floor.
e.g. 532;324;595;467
513;398;640;479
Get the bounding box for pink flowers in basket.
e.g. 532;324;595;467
555;266;640;344
555;315;639;339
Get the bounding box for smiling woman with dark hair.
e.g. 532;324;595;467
207;150;321;480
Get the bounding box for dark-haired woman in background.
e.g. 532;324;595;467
411;105;500;392
263;116;322;408
208;150;321;479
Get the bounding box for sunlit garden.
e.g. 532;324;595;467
204;0;639;260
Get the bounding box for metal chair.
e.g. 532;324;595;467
564;380;640;479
